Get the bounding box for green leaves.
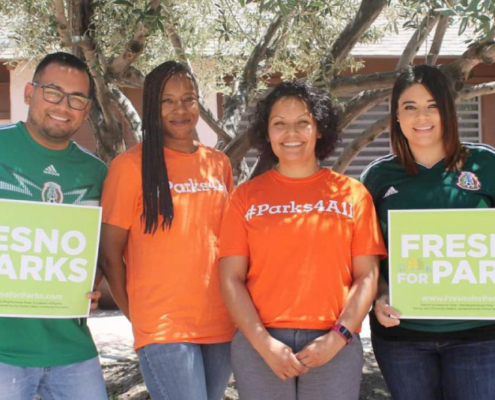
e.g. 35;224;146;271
432;0;494;40
459;16;469;35
113;0;134;7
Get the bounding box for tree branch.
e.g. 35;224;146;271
107;0;160;77
223;15;284;140
426;14;449;65
333;114;389;174
223;131;251;169
426;0;456;65
336;89;391;133
444;41;495;91
223;0;257;46
329;71;397;96
247;155;274;180
243;14;284;87
456;81;495;101
237;158;251;184
53;0;72;47
71;35;93;50
110;86;142;143
484;27;495;43
199;99;234;142
321;0;387;78
162;0;192;69
108;66;145;88
263;18;292;73
82;41;124;155
329;41;495;97
396;11;440;69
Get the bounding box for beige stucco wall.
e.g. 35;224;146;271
8;61;31;124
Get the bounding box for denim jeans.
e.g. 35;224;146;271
372;333;495;400
231;328;364;400
0;357;107;400
137;342;232;400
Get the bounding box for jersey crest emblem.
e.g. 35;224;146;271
457;171;481;191
41;181;64;203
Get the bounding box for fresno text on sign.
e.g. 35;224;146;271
0;227;89;282
398;234;495;285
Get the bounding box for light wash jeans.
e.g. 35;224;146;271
0;357;107;400
137;342;232;400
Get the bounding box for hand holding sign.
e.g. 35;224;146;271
374;294;401;327
87;290;101;311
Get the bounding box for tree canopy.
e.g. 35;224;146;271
1;0;494;179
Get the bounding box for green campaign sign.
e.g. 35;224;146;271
389;209;495;319
0;199;101;318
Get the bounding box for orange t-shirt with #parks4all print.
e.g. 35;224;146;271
102;143;235;350
219;168;386;331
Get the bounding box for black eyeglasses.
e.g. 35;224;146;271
31;82;90;111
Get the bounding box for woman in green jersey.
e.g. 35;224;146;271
361;64;495;400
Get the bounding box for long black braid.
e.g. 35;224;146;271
141;61;198;234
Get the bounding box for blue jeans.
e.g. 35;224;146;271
137;342;232;400
0;357;107;400
372;333;495;400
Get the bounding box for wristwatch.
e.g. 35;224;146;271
331;323;353;345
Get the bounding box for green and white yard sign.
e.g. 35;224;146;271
0;199;101;318
389;209;495;319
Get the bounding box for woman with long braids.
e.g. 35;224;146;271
100;61;234;400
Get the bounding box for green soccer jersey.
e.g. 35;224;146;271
362;143;495;336
0;122;107;367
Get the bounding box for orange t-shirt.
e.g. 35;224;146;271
219;168;386;331
102;143;235;349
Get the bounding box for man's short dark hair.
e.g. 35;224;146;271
33;52;94;98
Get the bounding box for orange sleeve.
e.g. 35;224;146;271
219;185;250;258
101;153;141;230
351;188;387;258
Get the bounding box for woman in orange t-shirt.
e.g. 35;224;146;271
99;61;234;400
219;81;386;400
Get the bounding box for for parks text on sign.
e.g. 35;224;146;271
0;199;101;318
389;209;495;320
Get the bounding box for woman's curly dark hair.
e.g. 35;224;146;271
248;81;339;162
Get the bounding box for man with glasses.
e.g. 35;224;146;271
0;52;108;399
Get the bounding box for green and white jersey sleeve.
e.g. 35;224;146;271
0;122;107;367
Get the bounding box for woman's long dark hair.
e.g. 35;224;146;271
141;61;198;234
391;65;467;175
